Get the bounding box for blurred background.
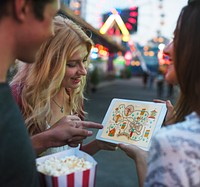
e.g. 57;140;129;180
8;0;188;88
57;0;187;90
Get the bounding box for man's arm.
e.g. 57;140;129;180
31;117;103;155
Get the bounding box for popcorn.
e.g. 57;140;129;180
36;149;97;187
37;155;93;176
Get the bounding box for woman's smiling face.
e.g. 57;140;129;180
61;45;88;90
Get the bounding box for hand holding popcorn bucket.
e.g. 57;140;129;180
36;149;97;187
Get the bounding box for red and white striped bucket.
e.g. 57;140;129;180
37;149;97;187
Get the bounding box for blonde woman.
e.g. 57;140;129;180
11;16;115;156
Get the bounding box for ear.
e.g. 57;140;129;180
14;0;30;22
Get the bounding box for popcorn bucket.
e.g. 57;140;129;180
36;149;97;187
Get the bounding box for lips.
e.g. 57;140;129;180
71;78;81;84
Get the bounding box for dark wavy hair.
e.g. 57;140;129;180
0;0;54;20
172;1;200;122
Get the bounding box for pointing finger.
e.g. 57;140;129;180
77;121;103;129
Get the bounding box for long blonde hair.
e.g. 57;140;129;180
11;16;93;135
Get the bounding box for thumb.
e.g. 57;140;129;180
118;143;128;150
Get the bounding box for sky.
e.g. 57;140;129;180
84;0;188;45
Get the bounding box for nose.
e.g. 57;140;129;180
78;63;87;76
163;41;173;55
163;44;169;55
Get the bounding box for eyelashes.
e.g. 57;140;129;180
66;59;88;68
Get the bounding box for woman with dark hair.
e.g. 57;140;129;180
119;0;200;186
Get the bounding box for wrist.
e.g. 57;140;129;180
135;151;148;165
31;131;52;155
94;140;102;150
81;140;100;155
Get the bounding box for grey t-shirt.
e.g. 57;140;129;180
0;83;40;187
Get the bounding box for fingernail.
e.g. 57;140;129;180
88;131;93;135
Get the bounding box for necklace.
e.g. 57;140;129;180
52;91;65;113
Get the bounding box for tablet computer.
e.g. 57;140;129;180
96;98;167;151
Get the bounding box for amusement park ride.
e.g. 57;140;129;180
98;7;149;72
100;7;138;42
